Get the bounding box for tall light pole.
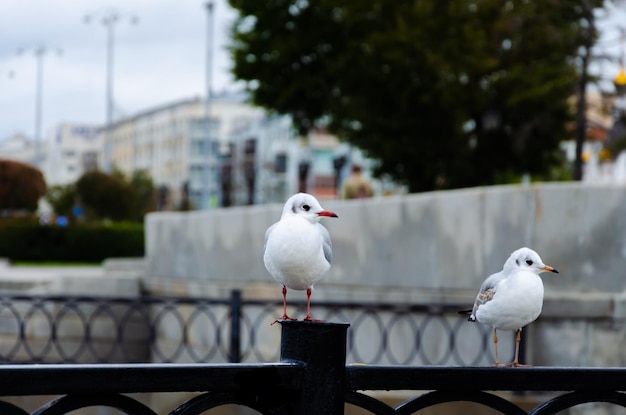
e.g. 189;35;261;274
85;9;138;173
205;0;216;207
17;45;62;169
206;1;214;104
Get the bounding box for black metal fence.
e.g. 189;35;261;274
0;321;625;415
0;291;506;365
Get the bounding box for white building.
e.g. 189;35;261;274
0;126;102;188
227;114;296;205
32;92;382;210
108;93;266;209
0;133;38;166
107;93;373;208
228;116;380;205
45;123;102;186
3;92;391;209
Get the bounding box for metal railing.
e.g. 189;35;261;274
0;291;507;365
0;322;625;415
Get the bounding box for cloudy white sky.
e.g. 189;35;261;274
0;0;240;141
0;2;625;142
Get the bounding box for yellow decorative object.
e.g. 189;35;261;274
615;67;626;87
582;151;590;162
598;148;612;161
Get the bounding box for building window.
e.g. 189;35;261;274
275;152;287;173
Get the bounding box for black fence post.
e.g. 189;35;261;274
279;320;350;415
229;290;242;363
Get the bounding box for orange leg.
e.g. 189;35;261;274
492;328;505;367
507;329;531;367
303;287;324;322
271;286;297;325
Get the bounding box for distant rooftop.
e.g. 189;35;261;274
112;90;251;127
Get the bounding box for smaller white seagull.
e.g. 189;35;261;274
461;247;559;367
264;193;338;324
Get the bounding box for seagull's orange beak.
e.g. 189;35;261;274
541;265;559;274
318;210;338;218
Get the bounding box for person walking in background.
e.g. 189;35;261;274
342;164;374;199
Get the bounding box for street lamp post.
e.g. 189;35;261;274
17;45;62;169
84;9;138;173
205;1;214;104
205;0;216;208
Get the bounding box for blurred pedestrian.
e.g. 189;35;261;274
341;164;374;199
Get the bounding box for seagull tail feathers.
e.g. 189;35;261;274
457;309;476;322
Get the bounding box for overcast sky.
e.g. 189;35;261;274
0;2;625;142
0;0;240;141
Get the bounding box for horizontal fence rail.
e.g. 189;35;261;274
0;291;513;365
0;322;625;415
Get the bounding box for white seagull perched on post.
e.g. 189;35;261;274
460;247;559;367
264;193;338;324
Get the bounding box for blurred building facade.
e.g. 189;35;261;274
1;92;382;208
0;125;102;187
106;93;291;209
104;92;377;209
0;133;37;166
45;123;102;186
108;96;206;209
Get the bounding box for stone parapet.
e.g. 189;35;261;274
145;182;626;295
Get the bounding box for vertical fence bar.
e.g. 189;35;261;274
279;320;350;415
229;290;242;363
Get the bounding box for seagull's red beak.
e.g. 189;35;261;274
541;265;559;274
318;210;338;218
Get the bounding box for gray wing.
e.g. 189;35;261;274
470;271;505;318
317;223;333;264
478;271;504;294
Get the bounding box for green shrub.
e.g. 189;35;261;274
0;159;46;212
0;221;144;263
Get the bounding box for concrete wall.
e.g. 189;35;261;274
144;182;626;376
145;182;626;300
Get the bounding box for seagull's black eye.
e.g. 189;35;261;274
302;204;311;211
526;259;533;266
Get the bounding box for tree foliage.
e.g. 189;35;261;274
73;170;156;222
228;0;604;192
46;184;77;218
130;169;156;221
76;171;137;221
0;159;46;212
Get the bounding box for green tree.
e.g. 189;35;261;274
0;160;46;212
228;0;604;192
46;184;77;218
130;169;156;221
76;171;136;221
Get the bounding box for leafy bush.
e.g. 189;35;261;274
76;171;136;221
46;184;77;218
0;160;46;212
46;170;156;223
0;221;144;263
